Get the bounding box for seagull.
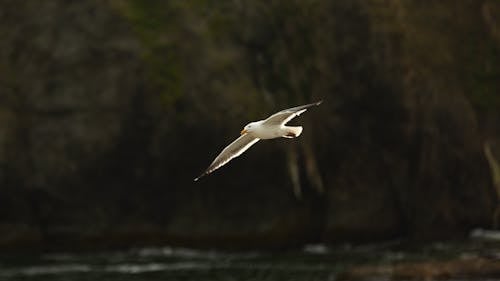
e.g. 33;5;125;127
194;101;322;181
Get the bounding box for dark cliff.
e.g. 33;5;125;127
0;0;498;251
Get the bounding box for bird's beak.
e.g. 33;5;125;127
240;129;247;135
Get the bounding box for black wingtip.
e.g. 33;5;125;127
194;172;207;182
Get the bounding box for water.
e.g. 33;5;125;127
0;246;337;281
1;240;500;281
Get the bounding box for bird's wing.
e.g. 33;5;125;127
262;101;322;126
194;133;260;181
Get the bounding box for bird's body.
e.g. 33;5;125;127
194;101;322;181
244;120;302;139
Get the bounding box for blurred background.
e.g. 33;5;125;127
0;0;499;256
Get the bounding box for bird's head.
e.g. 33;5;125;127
241;122;257;135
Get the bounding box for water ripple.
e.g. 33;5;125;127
104;262;213;274
0;263;92;277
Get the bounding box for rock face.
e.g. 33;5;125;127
1;1;142;184
0;1;498;251
0;1;147;248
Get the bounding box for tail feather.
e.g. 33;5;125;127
284;126;303;138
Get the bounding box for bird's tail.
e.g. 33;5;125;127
284;126;303;138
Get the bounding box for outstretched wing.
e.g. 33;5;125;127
262;101;322;126
194;133;260;181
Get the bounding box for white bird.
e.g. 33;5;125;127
194;101;322;181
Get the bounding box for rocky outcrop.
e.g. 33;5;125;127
338;257;500;280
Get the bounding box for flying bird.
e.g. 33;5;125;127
194;101;322;181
